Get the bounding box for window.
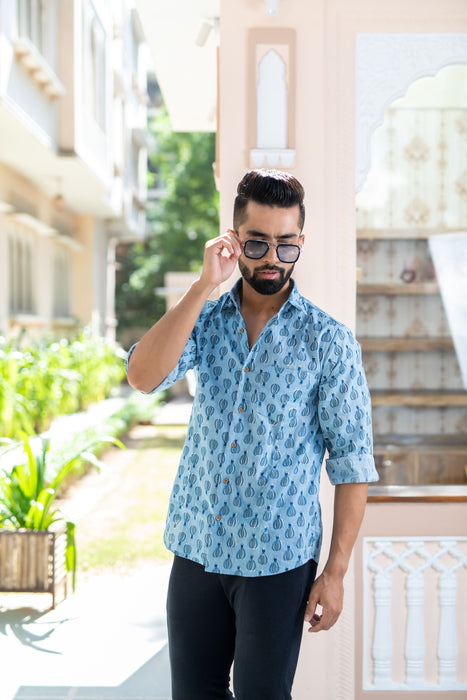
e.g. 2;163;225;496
8;228;35;315
130;141;140;187
53;247;71;318
83;0;106;129
17;0;47;55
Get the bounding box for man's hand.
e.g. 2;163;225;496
126;229;242;393
304;570;344;633
200;230;242;290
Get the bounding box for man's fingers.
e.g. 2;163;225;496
304;597;320;623
224;230;242;257
304;571;344;633
307;616;337;633
306;606;341;633
207;231;241;260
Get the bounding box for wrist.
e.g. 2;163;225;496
322;557;349;579
191;276;218;298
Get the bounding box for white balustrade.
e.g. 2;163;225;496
372;572;393;687
438;574;458;688
363;537;467;691
405;572;425;687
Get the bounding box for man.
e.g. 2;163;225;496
126;169;378;700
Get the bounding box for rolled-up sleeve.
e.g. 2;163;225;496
125;328;199;395
318;326;379;485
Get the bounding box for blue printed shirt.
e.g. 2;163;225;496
126;279;378;577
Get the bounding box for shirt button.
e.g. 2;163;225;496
244;366;250;372
238;407;244;413
223;478;229;484
231;441;237;448
239;328;244;334
216;515;222;521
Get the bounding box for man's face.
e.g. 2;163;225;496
236;201;304;296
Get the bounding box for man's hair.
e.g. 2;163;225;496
233;169;305;232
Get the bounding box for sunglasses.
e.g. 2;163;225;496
242;239;301;263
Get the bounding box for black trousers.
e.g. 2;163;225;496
166;555;318;700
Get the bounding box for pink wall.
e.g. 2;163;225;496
218;1;467;697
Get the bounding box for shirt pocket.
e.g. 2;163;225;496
251;367;322;464
251;363;292;428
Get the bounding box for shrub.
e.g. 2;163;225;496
0;330;126;440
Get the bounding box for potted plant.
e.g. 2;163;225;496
0;432;123;607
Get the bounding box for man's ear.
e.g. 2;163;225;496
299;234;305;249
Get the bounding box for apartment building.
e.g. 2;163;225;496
0;0;150;341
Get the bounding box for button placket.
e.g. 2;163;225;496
221;335;255;473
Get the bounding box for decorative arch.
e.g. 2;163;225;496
356;33;467;192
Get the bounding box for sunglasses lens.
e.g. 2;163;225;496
277;245;300;263
244;240;268;259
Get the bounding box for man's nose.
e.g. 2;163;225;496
263;244;279;263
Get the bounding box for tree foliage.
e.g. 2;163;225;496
116;108;219;333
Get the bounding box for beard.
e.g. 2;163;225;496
238;259;294;295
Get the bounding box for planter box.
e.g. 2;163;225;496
0;526;68;608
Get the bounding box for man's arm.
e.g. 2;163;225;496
127;231;241;393
304;482;368;633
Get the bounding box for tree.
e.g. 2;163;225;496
116;107;219;334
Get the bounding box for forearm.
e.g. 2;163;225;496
305;482;368;632
126;276;215;393
323;482;368;577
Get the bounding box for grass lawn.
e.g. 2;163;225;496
68;424;186;575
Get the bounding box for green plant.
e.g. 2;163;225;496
0;432;124;589
68;330;126;409
0;339;35;437
0;331;127;440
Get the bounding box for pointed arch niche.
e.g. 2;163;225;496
248;28;296;169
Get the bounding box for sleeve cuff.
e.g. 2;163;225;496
125;343;195;395
325;454;379;485
125;344;158;394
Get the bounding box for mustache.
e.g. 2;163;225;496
254;265;283;273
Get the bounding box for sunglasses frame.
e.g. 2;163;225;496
242;239;301;263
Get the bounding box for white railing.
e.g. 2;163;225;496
363;537;467;691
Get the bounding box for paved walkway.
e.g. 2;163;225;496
0;395;193;700
1;564;172;700
153;395;193;426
